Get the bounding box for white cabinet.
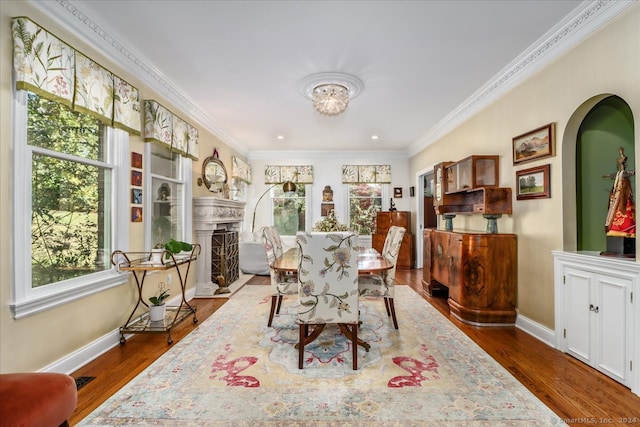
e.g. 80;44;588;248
553;251;639;396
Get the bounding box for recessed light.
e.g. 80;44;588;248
371;135;379;140
276;135;285;140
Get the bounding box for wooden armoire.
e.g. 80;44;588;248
372;211;413;269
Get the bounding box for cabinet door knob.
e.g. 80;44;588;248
589;304;599;313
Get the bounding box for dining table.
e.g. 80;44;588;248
270;246;393;274
270;246;393;352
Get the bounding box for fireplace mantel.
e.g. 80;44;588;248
193;197;246;296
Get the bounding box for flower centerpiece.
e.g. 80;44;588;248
312;210;349;232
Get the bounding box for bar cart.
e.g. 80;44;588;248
110;244;201;345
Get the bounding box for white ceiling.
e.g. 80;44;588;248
36;0;626;156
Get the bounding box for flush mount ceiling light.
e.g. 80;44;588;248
301;72;363;116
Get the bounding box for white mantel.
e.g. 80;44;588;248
193;197;246;296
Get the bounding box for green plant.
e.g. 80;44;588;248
163;239;193;254
149;288;170;306
312;210;349;232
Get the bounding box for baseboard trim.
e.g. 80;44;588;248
516;313;557;349
41;287;198;374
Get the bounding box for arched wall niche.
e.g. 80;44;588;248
561;94;636;255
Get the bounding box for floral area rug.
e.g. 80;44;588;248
79;285;565;426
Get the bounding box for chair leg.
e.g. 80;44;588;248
351;324;358;370
267;296;278;326
387;297;399;329
298;324;308;369
276;295;284;314
384;297;391;316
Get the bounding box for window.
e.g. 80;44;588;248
273;185;307;235
347;183;383;235
13;91;129;318
148;144;190;247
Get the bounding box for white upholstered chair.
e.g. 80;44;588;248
296;231;360;370
261;226;298;326
358;225;406;329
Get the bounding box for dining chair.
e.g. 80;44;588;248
358;225;406;329
261;226;298;326
296;231;360;370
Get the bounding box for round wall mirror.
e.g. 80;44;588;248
200;150;228;191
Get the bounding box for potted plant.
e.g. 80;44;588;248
151;239;194;263
148;286;170;322
312;210;349;232
150;243;165;264
163;239;193;256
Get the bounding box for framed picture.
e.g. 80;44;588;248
409;186;415;197
321;203;334;216
131;207;143;222
393;187;402;198
512;123;555;165
131;152;143;169
516;164;550;200
131;188;143;204
131;170;142;186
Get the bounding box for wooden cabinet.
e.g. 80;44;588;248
444;155;499;193
373;211;413;269
553;251;639;392
433;155;511;220
423;229;517;325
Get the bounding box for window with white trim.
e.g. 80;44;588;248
12;91;129;319
272;185;308;235
148;143;191;247
347;183;384;235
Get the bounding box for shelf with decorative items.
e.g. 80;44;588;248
433;155;511;233
110;243;200;345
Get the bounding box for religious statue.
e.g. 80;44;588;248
603;147;635;238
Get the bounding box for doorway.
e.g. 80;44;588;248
415;168;437;269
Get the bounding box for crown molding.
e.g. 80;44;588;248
408;0;637;157
24;0;635;159
249;150;410;161
26;0;249;157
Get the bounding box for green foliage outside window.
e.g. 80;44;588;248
28;93;110;287
348;183;382;235
273;185;306;235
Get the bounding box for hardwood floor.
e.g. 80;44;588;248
69;269;640;426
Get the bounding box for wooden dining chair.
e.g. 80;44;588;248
261;226;298;326
358;225;406;329
296;231;360;370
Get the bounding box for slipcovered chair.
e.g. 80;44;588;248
261;226;298;326
358;225;406;329
296;231;360;370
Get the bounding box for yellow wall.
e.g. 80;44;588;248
1;1;639;373
410;4;640;328
0;1;246;372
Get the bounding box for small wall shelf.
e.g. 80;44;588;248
433;155;511;232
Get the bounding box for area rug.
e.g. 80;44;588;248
79;285;565;426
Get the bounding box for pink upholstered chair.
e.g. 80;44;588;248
296;231;360;370
261;226;298;326
358;225;406;329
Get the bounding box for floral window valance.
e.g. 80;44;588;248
342;165;391;183
11;17;141;135
232;156;252;184
265;165;313;184
143;100;199;160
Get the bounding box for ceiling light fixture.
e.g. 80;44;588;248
301;72;363;117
